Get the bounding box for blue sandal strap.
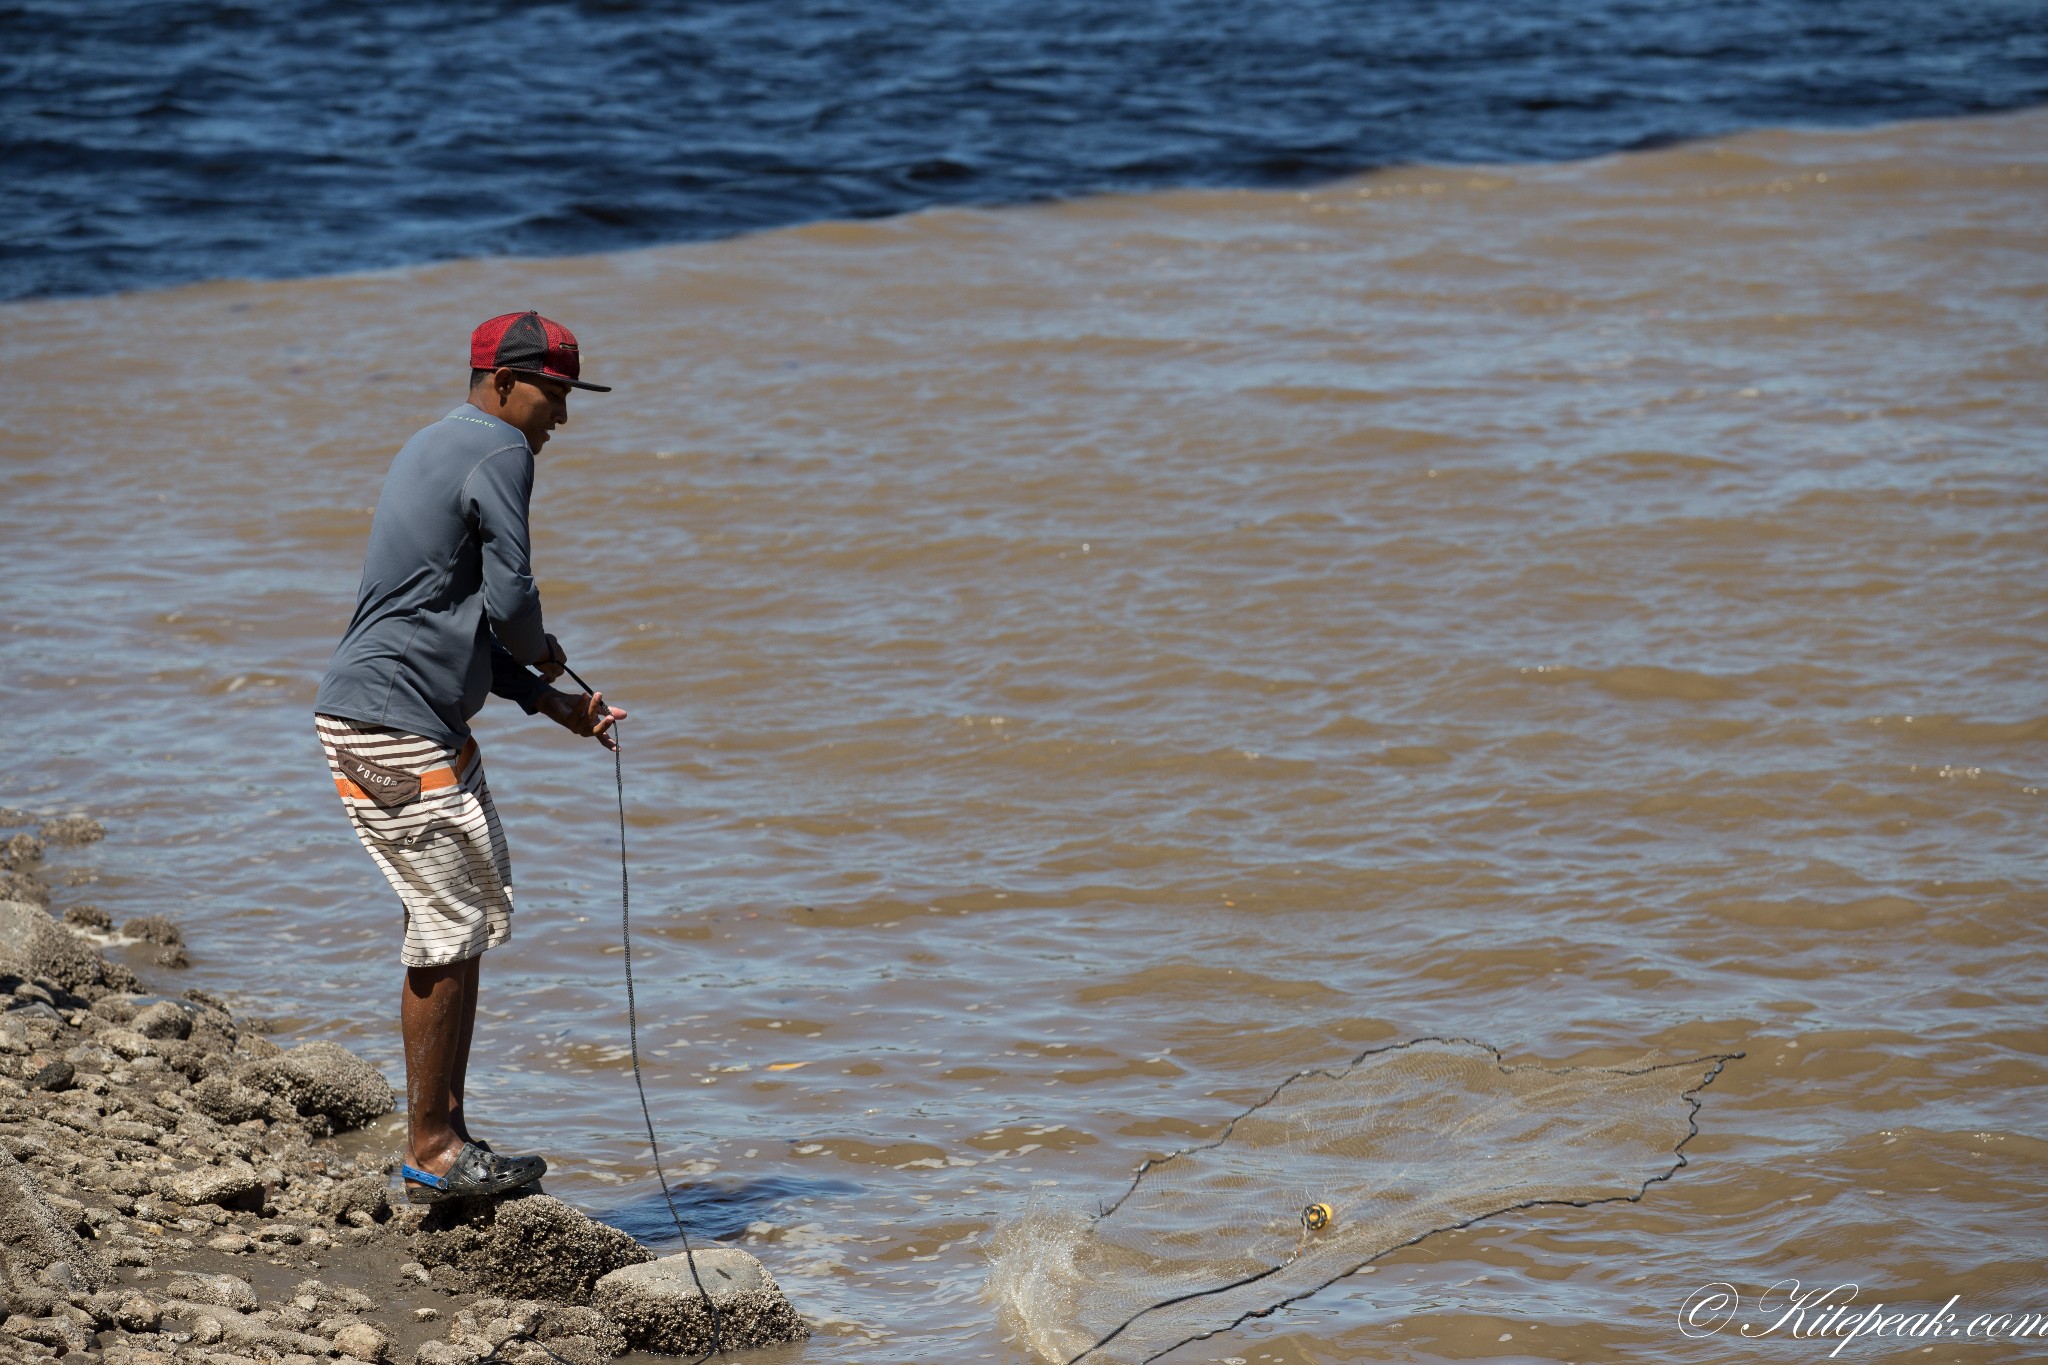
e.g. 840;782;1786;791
401;1163;448;1189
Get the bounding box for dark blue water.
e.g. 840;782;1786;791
599;1174;865;1245
4;0;2044;302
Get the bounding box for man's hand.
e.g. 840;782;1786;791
537;687;627;750
535;633;568;684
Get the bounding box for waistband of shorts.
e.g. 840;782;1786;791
332;737;479;802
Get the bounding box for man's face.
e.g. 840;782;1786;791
494;371;571;451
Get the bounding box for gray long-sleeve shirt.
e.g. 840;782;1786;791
315;405;550;748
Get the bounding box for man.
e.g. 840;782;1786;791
314;311;626;1204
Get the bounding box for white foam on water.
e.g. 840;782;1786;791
984;1199;1098;1365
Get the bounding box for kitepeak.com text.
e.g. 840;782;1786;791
1679;1280;2048;1356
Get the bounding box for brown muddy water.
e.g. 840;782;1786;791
5;110;2047;1363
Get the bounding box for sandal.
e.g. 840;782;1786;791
402;1142;547;1204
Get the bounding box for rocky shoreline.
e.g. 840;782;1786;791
0;820;807;1365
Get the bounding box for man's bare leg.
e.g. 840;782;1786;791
402;961;469;1177
449;955;481;1145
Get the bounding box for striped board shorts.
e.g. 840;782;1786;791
316;714;515;967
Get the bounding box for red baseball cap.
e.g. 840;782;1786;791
470;310;612;392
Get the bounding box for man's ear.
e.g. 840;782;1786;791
493;368;520;401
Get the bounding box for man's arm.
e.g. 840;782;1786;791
488;639;548;714
463;447;548;666
464;444;618;744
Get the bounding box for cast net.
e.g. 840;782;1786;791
986;1037;1738;1363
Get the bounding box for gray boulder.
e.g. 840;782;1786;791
61;905;113;932
0;899;139;999
3;1310;93;1354
0;835;42;871
87;993;145;1024
334;1321;392;1361
0;901;46;954
156;1160;263;1210
162;1271;258;1312
0;873;48;910
235;1040;394;1131
191;1074;278;1125
0;1145;112;1316
122;915;182;947
25;1059;74;1092
326;1174;393;1225
97;1026;153;1060
442;1297;626;1359
594;1248;808;1355
37;817;103;846
414;1193;651;1303
131;999;194;1040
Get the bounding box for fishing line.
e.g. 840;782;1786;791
561;664;727;1361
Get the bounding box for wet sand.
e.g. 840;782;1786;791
3;108;2046;1362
